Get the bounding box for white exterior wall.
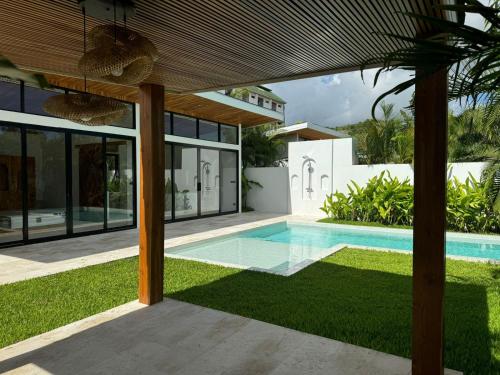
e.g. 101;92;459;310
262;97;272;109
245;167;290;213
288;140;334;215
248;94;258;105
246;138;488;216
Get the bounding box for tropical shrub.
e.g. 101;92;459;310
321;172;414;226
446;175;500;233
321;171;500;233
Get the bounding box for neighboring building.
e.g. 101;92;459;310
270;122;348;162
0;77;283;248
225;86;286;114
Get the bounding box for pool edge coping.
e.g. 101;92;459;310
164;220;500;275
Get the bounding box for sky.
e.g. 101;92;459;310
265;7;487;128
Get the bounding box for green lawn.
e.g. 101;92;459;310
0;249;498;375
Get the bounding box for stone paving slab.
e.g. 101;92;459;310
0;299;462;375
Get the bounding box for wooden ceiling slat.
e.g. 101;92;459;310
44;74;278;127
0;1;446;93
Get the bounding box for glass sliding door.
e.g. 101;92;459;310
200;148;219;215
106;138;134;228
72;134;104;233
173;145;198;219
220;150;238;213
165;144;173;221
0;125;23;244
26;129;67;239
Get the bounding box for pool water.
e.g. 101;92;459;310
166;222;500;275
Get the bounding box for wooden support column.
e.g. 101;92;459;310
139;83;165;305
412;68;448;375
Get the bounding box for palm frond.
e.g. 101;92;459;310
361;0;499;119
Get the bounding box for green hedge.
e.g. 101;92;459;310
320;171;500;234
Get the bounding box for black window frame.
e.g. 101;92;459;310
0;77;23;113
0;76;136;129
164;140;239;223
166;110;239;145
0;120;137;249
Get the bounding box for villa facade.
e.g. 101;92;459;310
0;77;283;248
226;86;286;114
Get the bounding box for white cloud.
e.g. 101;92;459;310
266;69;415;127
266;2;491;127
320;75;341;86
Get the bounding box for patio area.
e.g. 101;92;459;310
0;1;481;373
0;212;294;285
0;298;461;375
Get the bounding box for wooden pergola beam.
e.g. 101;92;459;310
138;83;165;305
412;68;448;374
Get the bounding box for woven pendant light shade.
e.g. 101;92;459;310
43;93;129;126
79;25;158;85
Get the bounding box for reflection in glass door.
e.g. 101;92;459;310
72;134;104;233
220;150;238;213
200;148;219;215
106;138;134;228
26;129;67;239
165;144;172;221
174;145;198;219
0;125;23;244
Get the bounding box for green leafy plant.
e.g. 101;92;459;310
481;159;500;211
241;170;262;211
362;0;500;116
321;172;414;226
107;176;132;209
321;171;500;233
242;124;284;168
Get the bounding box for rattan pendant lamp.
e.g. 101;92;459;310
78;0;158;85
43;5;129;126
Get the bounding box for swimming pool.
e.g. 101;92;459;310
165;222;500;276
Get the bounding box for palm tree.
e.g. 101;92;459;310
364;102;414;164
241;124;284;168
448;105;499;162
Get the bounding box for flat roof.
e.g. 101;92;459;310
273;122;349;140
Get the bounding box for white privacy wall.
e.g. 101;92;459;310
245;167;290;213
246;138;488;216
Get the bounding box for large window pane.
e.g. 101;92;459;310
173;114;197;138
0;125;23;243
72;134;104;233
220;124;238;144
112;102;134;128
24;85;65;116
199;120;218;142
164;112;172;135
0;78;21;112
174;145;198;219
26;129;67;239
106;138;134;228
165;144;172;221
220;150;238;213
200;148;219;215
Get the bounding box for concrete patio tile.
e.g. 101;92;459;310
0;299;462;375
